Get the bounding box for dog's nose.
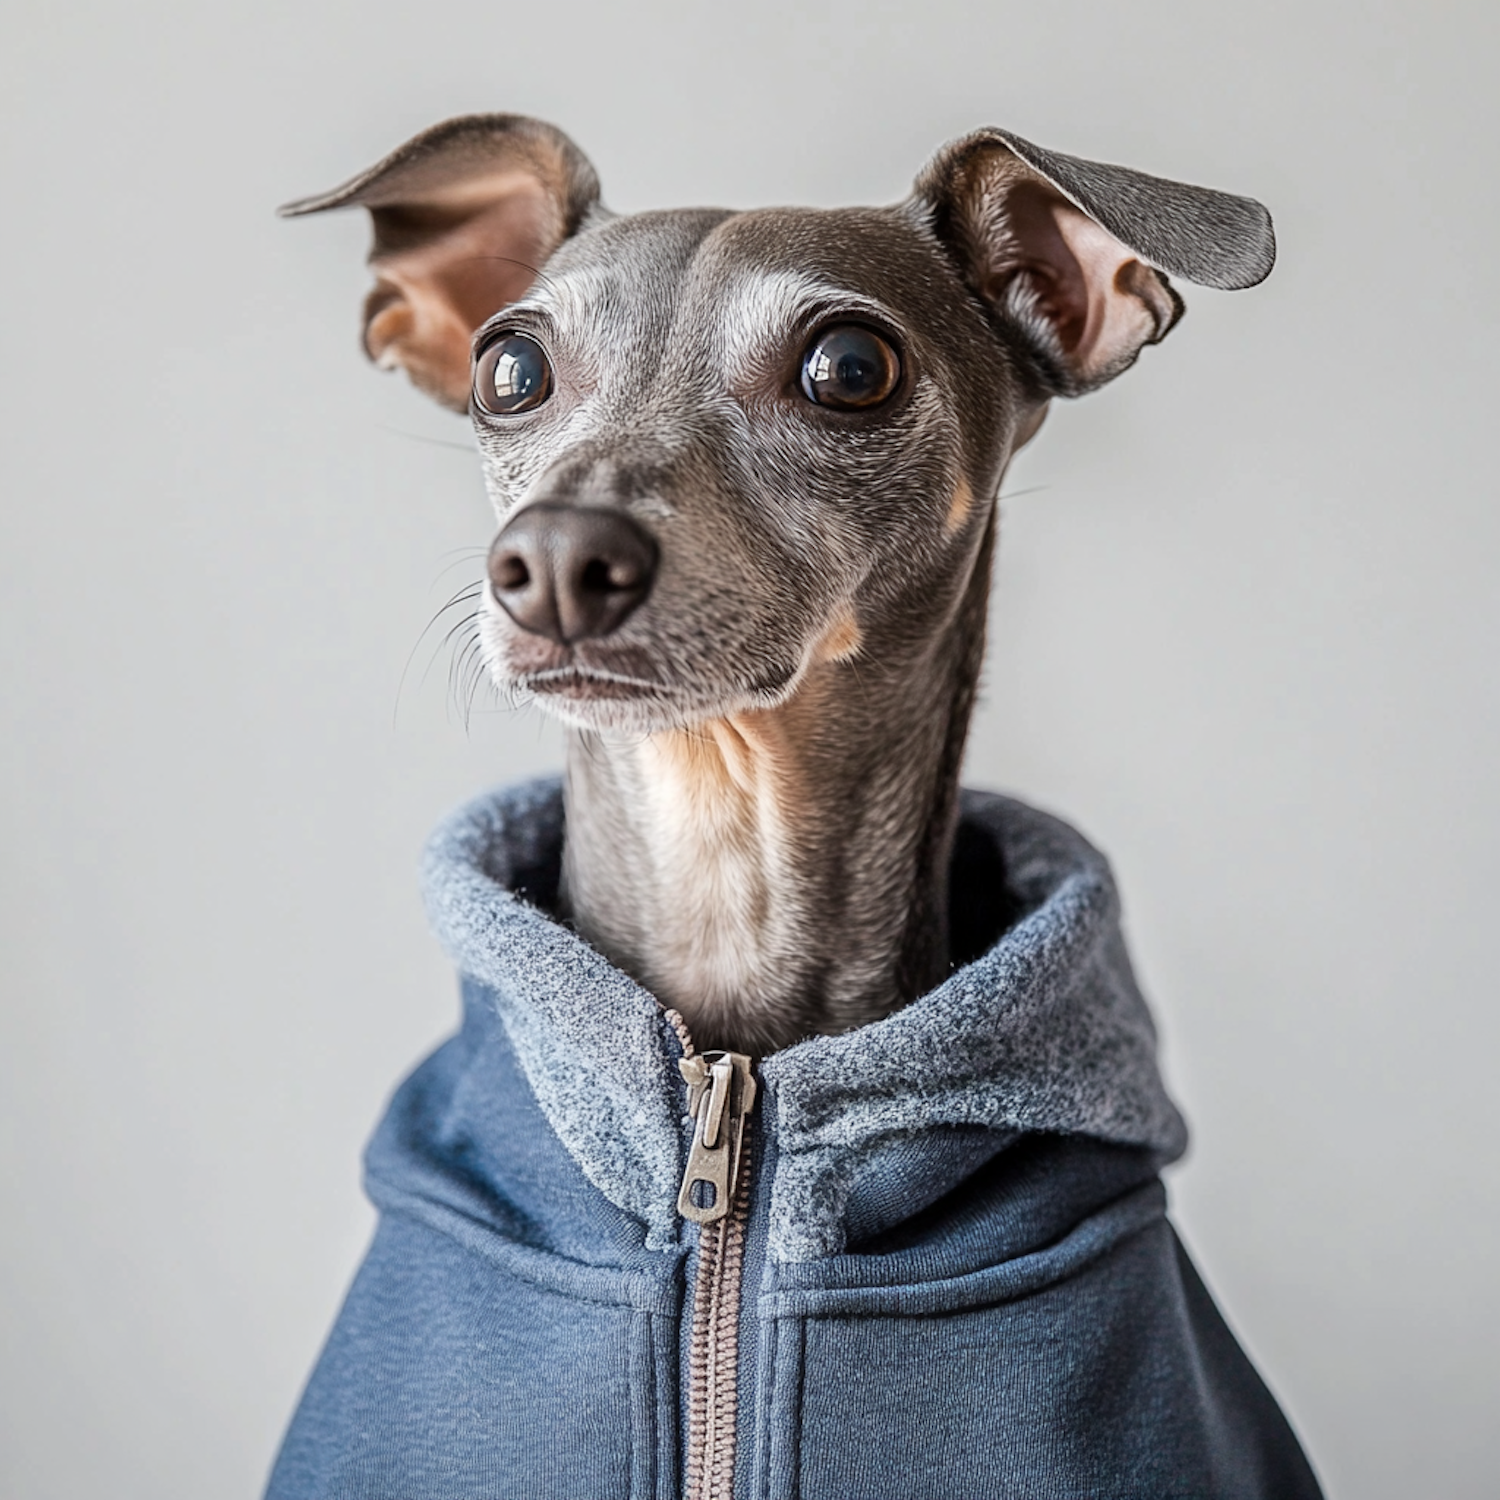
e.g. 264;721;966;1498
488;502;659;643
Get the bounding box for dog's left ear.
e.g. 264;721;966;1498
911;129;1274;395
280;115;602;411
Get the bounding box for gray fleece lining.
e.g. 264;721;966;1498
421;778;1187;1262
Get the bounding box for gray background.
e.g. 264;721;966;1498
3;1;1496;1495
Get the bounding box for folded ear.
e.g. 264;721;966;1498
280;115;603;411
910;128;1275;396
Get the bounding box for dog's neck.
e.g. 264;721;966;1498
561;512;996;1055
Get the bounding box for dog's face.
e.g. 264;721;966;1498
468;205;1023;732
284;117;1272;734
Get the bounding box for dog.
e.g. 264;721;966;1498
269;116;1321;1500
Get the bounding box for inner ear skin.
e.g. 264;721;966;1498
365;190;562;410
919;144;1189;396
989;183;1092;351
978;182;1179;388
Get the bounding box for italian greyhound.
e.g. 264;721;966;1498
283;115;1272;1056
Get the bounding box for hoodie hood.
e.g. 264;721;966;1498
420;777;1186;1261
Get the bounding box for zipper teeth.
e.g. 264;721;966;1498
664;1007;696;1060
685;1136;751;1500
665;1009;753;1500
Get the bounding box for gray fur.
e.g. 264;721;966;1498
287;114;1274;1054
421;778;1187;1262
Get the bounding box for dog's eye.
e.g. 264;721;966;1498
474;333;553;416
799;325;901;410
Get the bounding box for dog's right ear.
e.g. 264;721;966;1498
280;115;602;411
910;129;1274;397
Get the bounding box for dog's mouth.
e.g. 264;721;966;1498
485;611;803;726
513;665;677;702
484;618;675;704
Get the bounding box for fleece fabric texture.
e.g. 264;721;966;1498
266;778;1322;1500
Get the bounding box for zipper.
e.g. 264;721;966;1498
667;1011;758;1500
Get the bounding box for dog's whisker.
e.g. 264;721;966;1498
419;605;480;691
376;424;477;454
461;255;556;290
446;631;486;724
429;552;491;586
467;648;504;729
439;607;484;651
463;654;495;731
394;582;486;730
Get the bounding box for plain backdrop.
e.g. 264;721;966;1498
3;2;1497;1496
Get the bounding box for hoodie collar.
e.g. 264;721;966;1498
421;777;1186;1261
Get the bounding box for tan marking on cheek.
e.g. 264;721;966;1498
944;477;976;536
811;605;864;664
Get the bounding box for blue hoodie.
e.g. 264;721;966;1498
266;779;1322;1499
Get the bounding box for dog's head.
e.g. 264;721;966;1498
284;117;1272;734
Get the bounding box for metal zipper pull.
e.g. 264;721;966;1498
677;1051;757;1225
